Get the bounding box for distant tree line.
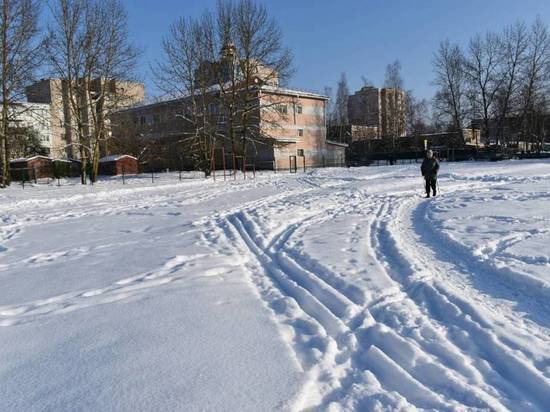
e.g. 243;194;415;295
433;17;550;149
325;16;550;154
43;0;140;184
0;0;41;187
0;0;140;187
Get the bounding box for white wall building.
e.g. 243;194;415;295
10;103;53;154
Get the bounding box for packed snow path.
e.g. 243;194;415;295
1;161;549;411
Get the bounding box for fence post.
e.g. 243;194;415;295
211;146;216;181
122;166;125;185
289;155;298;173
303;156;306;172
222;148;227;181
151;170;154;184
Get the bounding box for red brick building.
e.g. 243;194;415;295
98;155;139;176
10;156;53;180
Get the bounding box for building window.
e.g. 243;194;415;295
139;114;154;125
298;129;304;137
295;105;303;114
153;114;161;124
277;104;288;114
208;102;219;115
297;149;304;156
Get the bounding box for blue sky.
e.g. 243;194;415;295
124;0;550;100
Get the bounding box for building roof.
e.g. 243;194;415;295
260;85;328;100
116;84;328;114
99;155;137;163
10;155;52;163
326;140;349;148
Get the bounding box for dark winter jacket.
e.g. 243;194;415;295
421;158;440;179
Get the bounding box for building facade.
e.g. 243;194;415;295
112;85;346;170
10;103;53;155
25;78;145;159
347;86;406;138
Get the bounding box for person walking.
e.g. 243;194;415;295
421;150;440;198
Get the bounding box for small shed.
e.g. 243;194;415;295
51;159;82;178
10;156;53;181
99;155;139;176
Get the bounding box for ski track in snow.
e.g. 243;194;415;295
204;172;550;411
1;164;550;411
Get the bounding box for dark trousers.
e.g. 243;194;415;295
425;177;437;196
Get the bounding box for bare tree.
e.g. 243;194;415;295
383;59;406;149
405;90;429;136
153;13;225;176
360;75;373;88
153;0;293;174
384;59;404;90
44;0;89;183
332;72;349;126
44;0;139;183
323;85;334;124
518;17;550;150
230;0;293;159
87;0;140;181
463;32;504;143
494;22;528;145
433;41;468;139
0;0;40;187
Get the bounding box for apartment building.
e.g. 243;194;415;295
26;78;145;159
10;103;53;154
347;86;406;138
112;85;346;170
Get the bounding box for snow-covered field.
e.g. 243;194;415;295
1;160;549;411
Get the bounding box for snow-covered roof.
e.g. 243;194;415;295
260;85;329;100
116;84;328;114
326;140;349;148
10;156;52;163
99;155;137;163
